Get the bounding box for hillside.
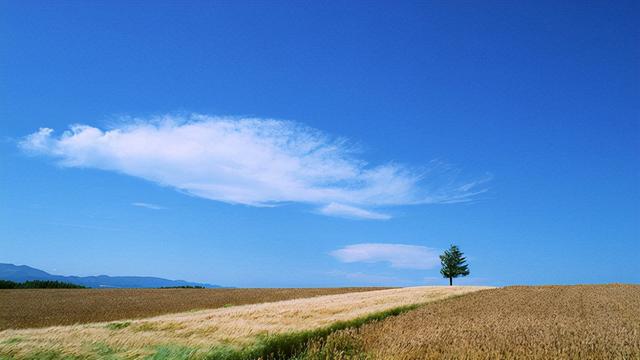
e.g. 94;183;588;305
0;263;220;289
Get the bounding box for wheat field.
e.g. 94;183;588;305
0;287;391;330
301;284;640;360
0;286;488;359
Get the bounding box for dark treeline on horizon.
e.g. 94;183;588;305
0;280;87;289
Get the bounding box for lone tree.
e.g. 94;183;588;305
440;245;470;286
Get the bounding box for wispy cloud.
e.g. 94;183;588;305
132;202;166;210
20;114;488;219
330;243;440;269
319;203;391;220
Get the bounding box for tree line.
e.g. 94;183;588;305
0;280;87;289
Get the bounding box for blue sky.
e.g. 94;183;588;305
1;1;638;287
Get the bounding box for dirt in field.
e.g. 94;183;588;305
0;287;391;330
304;284;640;360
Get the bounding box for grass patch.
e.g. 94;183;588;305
0;337;23;345
105;322;130;330
20;350;82;360
203;345;241;360
89;342;123;360
146;345;199;360
222;304;234;308
133;321;186;332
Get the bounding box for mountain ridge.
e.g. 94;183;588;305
0;263;222;288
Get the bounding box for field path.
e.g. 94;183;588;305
0;286;489;358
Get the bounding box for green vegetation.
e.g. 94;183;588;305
440;244;470;286
148;345;199;360
91;343;120;360
105;322;131;330
0;280;86;289
6;350;82;360
0;337;22;345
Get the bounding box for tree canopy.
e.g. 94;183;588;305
440;245;470;285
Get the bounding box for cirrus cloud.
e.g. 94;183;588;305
319;203;391;220
132;202;166;210
20;114;488;219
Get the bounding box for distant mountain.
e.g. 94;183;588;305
0;263;222;288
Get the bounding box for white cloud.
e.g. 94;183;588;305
20;114;487;219
330;243;440;269
319;203;391;220
132;202;166;210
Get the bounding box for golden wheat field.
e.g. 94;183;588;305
0;287;391;330
0;286;487;359
302;284;640;360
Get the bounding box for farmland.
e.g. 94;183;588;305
0;287;391;330
301;284;640;359
0;286;487;359
1;285;637;359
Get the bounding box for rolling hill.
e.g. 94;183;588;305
0;263;221;288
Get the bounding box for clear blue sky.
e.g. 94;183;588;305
1;1;638;287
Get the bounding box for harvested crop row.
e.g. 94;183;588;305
0;286;489;359
302;284;640;359
0;287;391;330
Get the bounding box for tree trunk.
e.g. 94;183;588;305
449;277;452;286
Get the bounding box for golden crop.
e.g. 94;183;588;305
303;284;640;359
